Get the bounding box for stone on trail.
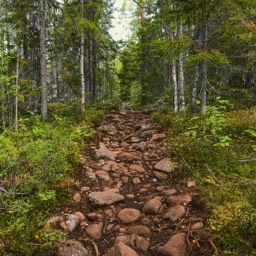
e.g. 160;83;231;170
117;152;140;162
117;208;141;224
153;170;169;180
154;158;174;173
115;235;150;252
143;198;162;215
167;195;192;205
95;142;116;160
187;180;196;188
73;193;81;203
95;170;111;182
45;216;64;227
129;164;145;173
151;133;166;141
97;124;117;135
159;232;187;256
126;225;151;236
163;205;186;221
85;222;103;240
107;241;139;256
57;240;89;256
191;222;204;230
89;190;125;206
60;214;80;232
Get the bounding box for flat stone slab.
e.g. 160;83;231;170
89;190;125;206
154;158;174;173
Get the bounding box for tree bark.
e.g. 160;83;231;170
191;60;199;112
80;0;85;107
39;0;47;121
171;60;178;112
177;21;185;110
14;53;19;131
200;24;208;114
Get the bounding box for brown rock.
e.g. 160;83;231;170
117;152;140;162
167;195;192;205
117;208;141;224
159;233;187;256
153;171;169;180
126;194;135;199
73;193;81;203
143;198;162;215
141;217;150;225
95;142;117;160
85;222;103;240
187;180;196;188
75;212;86;221
58;240;89;256
163;205;186;221
151;133;166;141
129;164;145;173
135;236;150;252
95;170;111;182
87;212;102;221
107;241;139;256
61;214;80;232
126;225;151;236
121;176;129;183
154;158;174;173
191;222;204;230
138;141;147;151
132;177;141;184
98;124;117;135
162;189;177;196
89;190;125;206
80;186;90;193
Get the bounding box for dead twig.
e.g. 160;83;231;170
91;240;100;256
208;238;218;253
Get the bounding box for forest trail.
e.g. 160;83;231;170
53;104;214;256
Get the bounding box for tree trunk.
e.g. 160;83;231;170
39;0;47;121
14;53;19;131
171;60;178;112
191;60;199;112
200;24;208;114
80;0;85;107
177;21;185;111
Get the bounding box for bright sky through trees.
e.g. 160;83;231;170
109;0;132;41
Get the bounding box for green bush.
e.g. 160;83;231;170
0;106;103;255
151;102;256;255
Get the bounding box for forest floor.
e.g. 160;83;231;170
50;104;215;256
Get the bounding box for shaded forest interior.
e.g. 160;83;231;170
0;0;255;255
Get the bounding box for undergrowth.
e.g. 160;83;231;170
0;103;107;255
151;101;256;255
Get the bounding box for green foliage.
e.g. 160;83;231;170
0;103;105;255
151;103;256;255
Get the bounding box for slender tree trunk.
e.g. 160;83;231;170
14;53;19;131
80;0;85;107
200;24;208;114
177;21;185;110
191;60;199;112
171;60;178;112
39;0;47;121
55;61;60;99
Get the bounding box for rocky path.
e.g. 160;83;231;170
50;105;214;256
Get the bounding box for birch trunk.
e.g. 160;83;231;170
39;0;47;121
171;60;178;112
177;21;185;111
200;24;208;114
14;54;19;131
191;60;199;112
80;0;85;107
